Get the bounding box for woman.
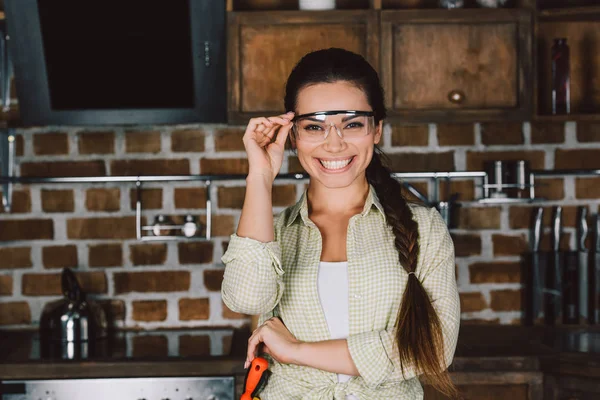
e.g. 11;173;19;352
222;48;460;399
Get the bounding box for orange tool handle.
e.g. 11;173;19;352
240;357;269;400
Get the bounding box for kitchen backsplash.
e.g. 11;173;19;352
1;120;600;329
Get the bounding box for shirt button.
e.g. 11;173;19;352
353;293;362;299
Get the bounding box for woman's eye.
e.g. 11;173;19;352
304;124;324;131
345;122;364;129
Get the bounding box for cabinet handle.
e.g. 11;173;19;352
447;89;465;104
204;41;211;67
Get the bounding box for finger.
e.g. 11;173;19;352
245;117;273;138
275;121;293;147
262;344;271;356
246;330;263;365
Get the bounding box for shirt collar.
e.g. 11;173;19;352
286;184;386;227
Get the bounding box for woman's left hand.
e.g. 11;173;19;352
245;317;302;368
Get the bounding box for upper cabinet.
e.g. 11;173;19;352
380;9;533;123
226;2;537;124
227;10;379;124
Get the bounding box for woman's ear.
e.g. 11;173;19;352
374;120;383;145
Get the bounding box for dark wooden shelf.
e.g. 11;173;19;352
538;5;600;19
534;113;600;122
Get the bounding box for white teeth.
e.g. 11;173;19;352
319;157;353;170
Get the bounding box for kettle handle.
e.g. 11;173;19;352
61;268;82;301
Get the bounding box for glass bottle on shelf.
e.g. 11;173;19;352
551;38;570;115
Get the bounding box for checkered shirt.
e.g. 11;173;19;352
222;185;460;399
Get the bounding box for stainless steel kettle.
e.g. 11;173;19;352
39;268;108;359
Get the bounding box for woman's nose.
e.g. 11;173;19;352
323;123;346;151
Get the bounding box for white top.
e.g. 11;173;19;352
317;261;359;400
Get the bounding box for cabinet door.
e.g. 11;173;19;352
227;11;379;124
423;371;543;400
381;9;532;123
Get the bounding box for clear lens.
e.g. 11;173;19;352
293;112;374;142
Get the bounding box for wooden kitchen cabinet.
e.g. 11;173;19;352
380;9;533;123
423;371;543;400
227;10;379;124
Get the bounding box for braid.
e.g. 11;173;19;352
367;147;459;399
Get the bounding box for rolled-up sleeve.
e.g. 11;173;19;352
346;207;460;388
221;233;285;315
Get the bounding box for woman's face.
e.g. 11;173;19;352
293;81;382;190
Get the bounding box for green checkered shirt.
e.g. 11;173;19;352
222;185;460;399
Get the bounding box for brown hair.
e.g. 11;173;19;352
284;48;459;398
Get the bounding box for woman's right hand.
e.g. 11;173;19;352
243;111;294;182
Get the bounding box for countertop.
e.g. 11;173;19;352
1;325;599;380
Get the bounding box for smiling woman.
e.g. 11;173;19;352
221;48;460;400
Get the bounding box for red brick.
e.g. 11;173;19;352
22;272;107;296
15;134;24;156
113;271;190;294
86;188;120;211
391;125;428;147
125;131;161;153
0;247;32;269
130;243;168;266
0;302;31;325
218;184;296;209
459;292;487;312
67;217;138;239
174;188;207;209
222;300;248;319
42;245;78;269
41;189;75;212
88;243;122;267
179;298;210;321
222;335;233;355
531;122;564;144
451;234;481;257
466;151;545;171
440;179;475;202
178;242;213;264
490;289;522;312
111;159;189;176
535;178;564;200
469;262;521;284
457;207;501;229
555;149;600;169
480;122;523;145
437;124;474;146
214;128;245;151
21;161;106;177
492;234;528;256
132;335;168;358
129;188;163;210
200;158;249;175
0;190;31;214
97;299;126;323
200;214;234;237
0;219;53;241
204;269;224;291
576;122;600;142
132;300;167;322
33;132;69;155
172;129;206;152
575;177;600;199
179;335;211;356
0;275;13;295
387;152;455;173
509;205;582;229
77;131;115;154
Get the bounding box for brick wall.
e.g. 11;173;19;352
1;121;599;329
